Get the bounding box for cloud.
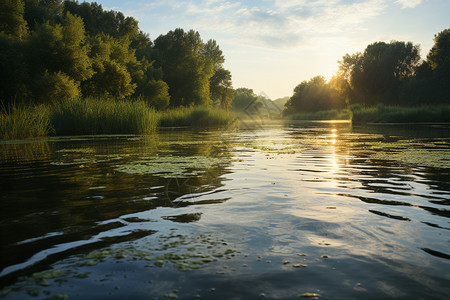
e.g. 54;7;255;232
395;0;422;9
127;0;392;49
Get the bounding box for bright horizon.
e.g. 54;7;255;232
95;0;449;99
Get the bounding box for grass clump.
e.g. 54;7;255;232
351;104;450;124
158;106;234;127
51;97;159;135
288;109;352;121
0;103;52;139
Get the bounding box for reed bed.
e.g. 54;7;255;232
1;98;235;139
158;106;234;127
50;97;159;135
351;104;450;124
0;104;52;139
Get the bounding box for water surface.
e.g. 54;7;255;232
1;121;449;299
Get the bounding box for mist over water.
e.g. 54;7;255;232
1;121;449;299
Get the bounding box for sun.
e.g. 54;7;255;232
323;66;337;82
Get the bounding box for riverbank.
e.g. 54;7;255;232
0;98;235;139
285;104;450;124
351;104;450;124
287;109;352;121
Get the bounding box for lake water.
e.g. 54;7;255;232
0;120;449;299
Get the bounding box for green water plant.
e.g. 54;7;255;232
51;97;159;135
0;103;52;139
351;104;450;124
158;106;234;127
115;155;229;178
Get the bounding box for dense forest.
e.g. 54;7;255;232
0;0;234;109
284;30;450;116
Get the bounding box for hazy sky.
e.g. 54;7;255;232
95;0;449;99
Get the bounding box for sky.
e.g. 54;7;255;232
94;0;449;99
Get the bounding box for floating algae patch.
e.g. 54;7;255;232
3;233;240;298
245;140;303;154
32;269;67;280
50;158;92;166
115;155;230;178
56;148;96;154
75;233;238;272
370;149;450;168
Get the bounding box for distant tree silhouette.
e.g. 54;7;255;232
339;41;421;105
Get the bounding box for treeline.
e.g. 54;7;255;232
284;29;450;116
0;0;234;109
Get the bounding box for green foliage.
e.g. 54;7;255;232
0;103;52;139
210;68;233;110
137;80;170;110
50;97;158;135
339;41;421;105
204;39;233;109
351;104;450;124
35;70;80;101
232;88;260;111
0;0;28;38
427;29;450;70
153;28;214;107
284;76;346;116
1;2;233;110
0;33;30;104
82;34;136;98
158;106;234;127
63;1;139;40
400;29;450;105
23;0;53;31
27;12;93;87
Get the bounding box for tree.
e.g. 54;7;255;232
153;28;214;107
203;39;233;109
27;12;93;84
81;34;136;98
210;68;233;109
0;33;30;104
329;74;351;107
338;41;420;105
137;80;170;110
284;76;333;115
23;0;64;32
35;70;80;101
63;1;139;41
0;0;28;39
427;29;450;70
232;88;260;112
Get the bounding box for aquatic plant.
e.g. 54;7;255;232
351;104;450;124
158;106;235;127
115;155;229;178
0;103;52;139
1;99;237;139
50;97;159;135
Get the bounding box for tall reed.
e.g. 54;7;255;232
1;99;236;140
51;97;159;135
351;104;450;124
0;103;52;139
158;106;234;127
